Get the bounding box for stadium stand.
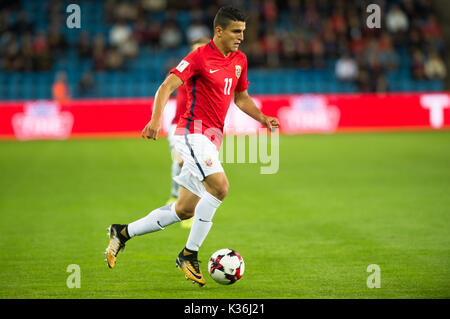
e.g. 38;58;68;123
0;0;447;100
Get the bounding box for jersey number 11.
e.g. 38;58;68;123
224;78;233;95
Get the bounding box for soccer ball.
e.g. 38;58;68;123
208;248;245;285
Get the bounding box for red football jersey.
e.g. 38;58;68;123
172;83;187;125
170;40;249;148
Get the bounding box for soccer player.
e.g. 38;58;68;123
166;37;210;231
105;6;279;286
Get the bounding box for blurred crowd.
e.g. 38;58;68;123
0;0;447;94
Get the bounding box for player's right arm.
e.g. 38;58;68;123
142;73;183;140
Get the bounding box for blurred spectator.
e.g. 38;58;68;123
134;18;151;45
280;31;297;67
356;69;373;93
286;0;301;15
377;33;399;71
186;18;210;45
104;0;116;24
109;20;132;48
245;40;265;68
363;39;383;77
32;31;48;56
160;20;182;49
93;33;107;70
2;41;21;71
262;0;278;24
10;10;33;35
52;71;70;105
296;34;311;69
348;24;367;56
411;49;426;80
347;10;362;42
330;8;347;36
108;17;138;63
48;0;63;21
0;0;447;98
93;49;106;71
335;52;358;82
407;28;424;53
0;9;10;34
120;34;139;59
20;31;34;71
310;35;326;69
424;51;447;79
77;31;92;59
415;0;435;18
147;21;162;50
375;74;389;93
366;53;383;82
47;23;68;57
140;0;167;12
33;31;52;71
304;1;321;32
114;1;138;22
105;47;124;70
322;21;338;58
261;27;280;68
401;0;417;18
386;5;409;33
78;70;96;97
421;14;442;38
205;3;220;24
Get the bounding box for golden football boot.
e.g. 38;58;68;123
105;224;129;268
176;248;206;286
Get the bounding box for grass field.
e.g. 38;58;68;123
0;131;449;299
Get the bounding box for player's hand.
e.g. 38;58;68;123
261;116;280;132
141;120;161;140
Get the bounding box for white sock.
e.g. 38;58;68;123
185;191;222;251
127;203;181;237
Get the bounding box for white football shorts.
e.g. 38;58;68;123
167;123;177;150
173;133;224;198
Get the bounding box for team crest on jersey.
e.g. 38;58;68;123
235;65;242;78
204;158;213;167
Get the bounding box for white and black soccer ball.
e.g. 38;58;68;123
208;248;245;285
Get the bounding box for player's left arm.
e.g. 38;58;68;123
234;90;279;130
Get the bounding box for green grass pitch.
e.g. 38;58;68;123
0;131;449;299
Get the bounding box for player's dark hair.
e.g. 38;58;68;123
213;6;247;30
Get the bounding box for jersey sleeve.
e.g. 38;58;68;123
170;50;199;84
235;55;249;92
173;83;188;123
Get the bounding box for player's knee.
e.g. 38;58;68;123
210;181;229;201
220;183;229;200
175;202;195;220
203;173;229;201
